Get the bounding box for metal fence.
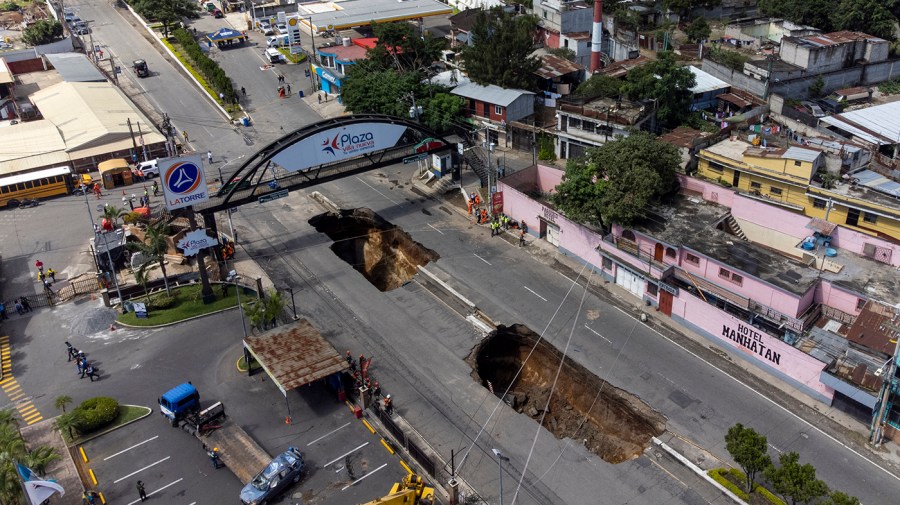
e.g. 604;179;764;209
373;404;436;477
4;275;102;311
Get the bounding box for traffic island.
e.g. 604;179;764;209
117;283;244;327
309;208;439;291
468;324;667;464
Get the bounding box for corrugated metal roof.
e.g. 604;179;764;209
304;0;452;31
535;54;583;79
854;169;900;198
0;58;12;85
782;146;821;162
0;166;71;185
244;319;348;392
45;53;106;82
451;83;534;107
819;100;900;146
688;66;730;94
0;120;69;175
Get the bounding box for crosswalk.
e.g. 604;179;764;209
0;335;43;425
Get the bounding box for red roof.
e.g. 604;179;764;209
352;37;402;54
319;43;367;61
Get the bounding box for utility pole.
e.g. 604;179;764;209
871;331;900;447
126;118;138;154
136;121;148;162
108;56;118;85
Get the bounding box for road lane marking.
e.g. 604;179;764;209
307;422;351;446
584;324;612;344
768;443;783;453
323;442;369;468
113;456;171;483
427;224;444;235
125;478;183;505
474;253;491;265
524;286;548;301
355;177;402;206
341;463;387;490
104;436;159;460
616;306;900;483
558;271;578;284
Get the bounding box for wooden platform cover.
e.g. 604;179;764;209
244;319;348;394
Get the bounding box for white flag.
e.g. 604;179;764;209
17;464;65;505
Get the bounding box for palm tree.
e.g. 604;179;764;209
21;446;59;477
54;395;72;414
101;204;127;228
53;412;79;444
128;220;172;295
264;289;285;329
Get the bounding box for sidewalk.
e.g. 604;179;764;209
21;419;84;505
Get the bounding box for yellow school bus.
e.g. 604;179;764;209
0;166;73;208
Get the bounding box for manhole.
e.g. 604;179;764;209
309;208;439;291
468;324;666;464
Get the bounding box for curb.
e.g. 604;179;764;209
116;304;239;329
71;405;153;446
652;437;745;504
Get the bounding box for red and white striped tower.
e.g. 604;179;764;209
590;0;604;72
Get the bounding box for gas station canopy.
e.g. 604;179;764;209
303;0;452;32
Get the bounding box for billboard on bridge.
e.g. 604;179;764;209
272;123;408;173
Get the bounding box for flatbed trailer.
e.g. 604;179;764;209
177;401;271;484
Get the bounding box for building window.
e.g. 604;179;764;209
543;10;547;18
494;105;503;115
569;117;582;129
581;120;595;132
719;267;731;279
707;161;724;173
794;160;802;166
769;187;783;196
602;257;612;270
863;212;878;224
750;181;762;190
731;274;743;286
647;283;659;296
856;298;866;310
685;253;700;266
665;247;676;259
813;198;827;209
563;39;569;48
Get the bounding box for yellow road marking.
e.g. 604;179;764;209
0;377;15;385
89;469;98;485
80;447;88;463
362;419;375;434
23;411;42;422
399;460;412;474
25;416;42;425
98;492;106;504
380;439;395;455
8;392;24;401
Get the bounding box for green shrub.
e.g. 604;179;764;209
149;293;176;309
709;468;749;501
171;28;236;104
0;1;18;12
755;485;786;505
73;397;119;433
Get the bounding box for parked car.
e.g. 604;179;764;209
240;447;304;505
213;9;224;18
64;10;75;22
815;98;843;114
136;159;160;177
258;21;274;36
132;59;149;78
801;100;825;118
276;23;287;34
74;25;91;35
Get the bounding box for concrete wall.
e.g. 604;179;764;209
560;6;592;34
672;292;833;401
701;59;767;97
814;281;864;316
507;94;535;123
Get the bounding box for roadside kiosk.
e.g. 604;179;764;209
97;158;133;189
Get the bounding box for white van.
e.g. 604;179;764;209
267;34;289;47
136;159;159;177
265;48;285;64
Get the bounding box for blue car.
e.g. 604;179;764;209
240;447;304;505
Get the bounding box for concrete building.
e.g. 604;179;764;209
554;96;652;159
818;100;900;160
688;66;730;111
696;138;900;243
312;38;369;97
723;18;821;50
530;0;597;67
496;165;900;432
451;83;535;144
780;31;889;74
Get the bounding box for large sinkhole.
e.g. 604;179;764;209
309;208;439;291
469;325;666;464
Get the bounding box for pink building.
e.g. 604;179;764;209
499;165;900;406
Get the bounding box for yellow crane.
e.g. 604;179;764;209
360;473;435;505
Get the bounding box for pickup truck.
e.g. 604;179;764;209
159;383;271;484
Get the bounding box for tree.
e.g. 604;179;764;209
551;132;680;228
831;0;897;41
365;21;445;73
127;220;172;295
808;74;825;98
573;74;625;99
102;205;127;228
823;491;861;505
724;423;772;493
21;446;59;477
23;20;63;46
685;17;711;43
758;0;835;33
263;289;284;328
547;47;576;61
422;93;465;132
664;0;722;18
459;7;541;90
342;66;423;117
622;51;696;130
54;412;79;441
132;0;199;38
54;395;72;414
765;452;829;505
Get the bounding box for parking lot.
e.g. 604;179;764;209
80;379;407;505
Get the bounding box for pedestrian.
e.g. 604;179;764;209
38;270;45;282
43;279;53;293
372;381;381;398
207;150;213;163
241;86;246;97
286;83;291;95
136;480;147;501
0;302;6;321
208;447;221;469
519;229;526;247
318;93;321;104
219;92;225;102
47;268;56;282
14;300;23;315
383;394;393;415
467;197;473;215
19;297;31;313
86;364;99;382
182;130;189;143
66;342;75;361
152;181;159;196
474;194;481;207
76;358;86;377
35;259;43;272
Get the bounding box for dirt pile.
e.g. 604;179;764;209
309;208;439;291
469;324;666;463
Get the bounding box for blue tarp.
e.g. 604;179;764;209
207;28;246;42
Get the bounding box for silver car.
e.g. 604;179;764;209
239;447;304;505
801;100;825;118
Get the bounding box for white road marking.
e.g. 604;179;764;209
768;443;783;453
427;224;444;235
523;286;548;302
307;422;352;446
125;478;183;505
616;307;900;483
474;253;491;265
322;442;369;468
113;456;171;483
104;436;159;460
341;463;388;491
583;323;611;344
355;177;402;206
558;271;578;285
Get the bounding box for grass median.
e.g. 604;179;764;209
118;284;244;326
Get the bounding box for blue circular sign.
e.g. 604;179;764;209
165;162;203;195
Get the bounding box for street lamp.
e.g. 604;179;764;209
491;448;510;505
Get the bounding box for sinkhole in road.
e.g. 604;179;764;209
309;208;439;291
469;324;667;463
